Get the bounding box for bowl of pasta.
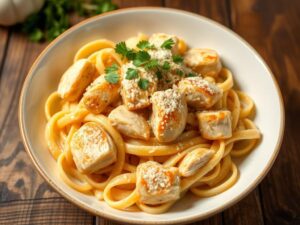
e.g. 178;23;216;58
19;7;284;224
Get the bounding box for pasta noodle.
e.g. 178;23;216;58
45;33;261;214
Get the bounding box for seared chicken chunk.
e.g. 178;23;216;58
121;63;157;110
136;161;180;205
184;48;222;77
82;75;120;114
179;149;214;177
197;110;232;140
149;33;179;54
178;77;222;109
70;122;117;173
108;105;150;140
151;89;187;142
58;59;97;101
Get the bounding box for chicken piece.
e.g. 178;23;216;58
136;161;180;205
70;122;117;174
179;149;214;177
151;89;187;142
197;110;232;140
184;48;222;77
58;59;97;101
121;62;157;110
108;105;150;140
185;112;199;130
149;33;179;54
178;77;222;109
82;75;120;114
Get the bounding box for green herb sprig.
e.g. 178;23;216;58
104;63;119;84
22;0;117;42
160;38;175;49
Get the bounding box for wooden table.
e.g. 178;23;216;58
0;0;299;224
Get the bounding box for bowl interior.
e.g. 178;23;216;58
20;8;284;224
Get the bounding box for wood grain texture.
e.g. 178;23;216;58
165;0;230;26
0;198;93;225
0;31;94;224
0;28;9;73
230;0;300;225
164;1;265;225
113;0;163;7
0;0;299;224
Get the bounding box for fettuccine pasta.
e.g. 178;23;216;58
45;33;261;214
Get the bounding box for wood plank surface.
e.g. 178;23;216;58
0;30;94;224
0;0;299;225
0;28;9;73
0;198;93;225
230;0;300;225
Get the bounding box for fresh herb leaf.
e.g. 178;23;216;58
93;0;118;14
187;72;197;77
125;68;139;80
161;38;175;49
176;69;184;76
156;70;163;80
172;55;183;64
138;78;149;90
104;63;119;84
136;51;151;61
115;42;136;60
105;73;119;84
28;28;43;42
115;42;128;57
162;61;170;70
137;40;155;50
126;50;136;60
145;59;159;70
105;63;118;74
22;0;118;42
133;51;151;67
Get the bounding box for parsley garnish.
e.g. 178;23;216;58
126;50;136;60
156;70;163;80
162;61;170;70
173;55;183;64
187;72;197;77
161;38;175;49
22;0;117;42
104;64;119;84
125;68;139;80
137;40;155;50
138;78;149;90
105;73;119;84
133;51;151;67
145;59;159;70
115;42;136;60
176;69;184;76
105;63;118;74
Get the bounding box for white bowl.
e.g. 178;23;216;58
19;7;284;224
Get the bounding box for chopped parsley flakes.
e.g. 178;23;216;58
162;61;170;70
138;78;149;90
161;38;175;49
133;51;151;67
187;72;197;77
125;68;139;80
172;55;183;64
115;42;136;60
137;40;155;50
104;63;119;84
